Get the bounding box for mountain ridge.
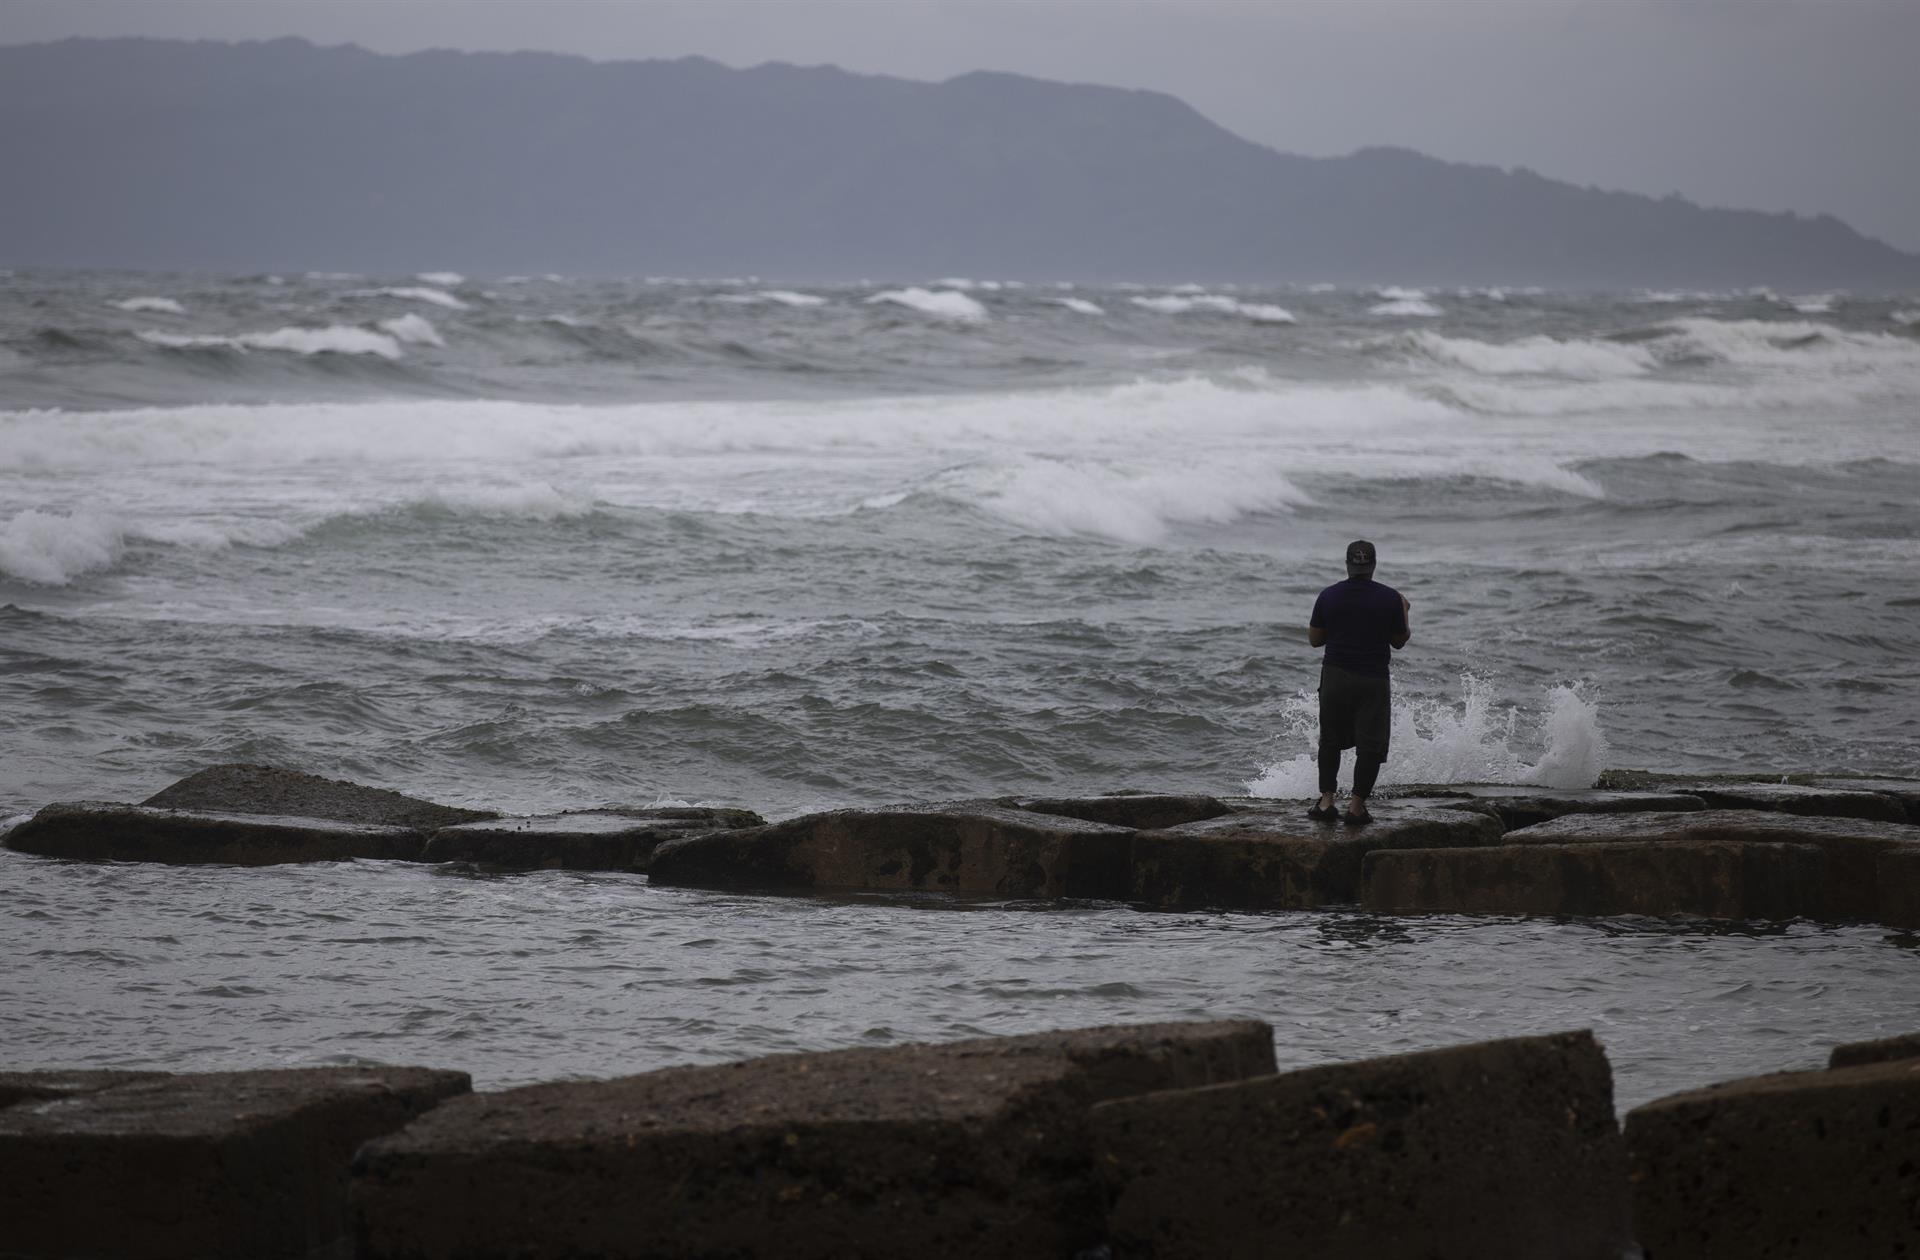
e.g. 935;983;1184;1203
2;36;1915;289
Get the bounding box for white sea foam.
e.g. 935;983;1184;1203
377;313;444;347
351;286;469;310
1369;297;1442;317
140;326;404;360
1245;674;1610;797
0;509;126;584
1404;331;1658;379
1129;294;1296;324
867;288;989;322
1374;286;1427;301
1790;294;1839;314
112;297;185;315
305;271;363;281
1054;298;1105;316
715;290;828;308
1891;311;1920;327
415;272;465;287
947;455;1315;545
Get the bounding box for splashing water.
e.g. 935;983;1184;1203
1245;674;1610;798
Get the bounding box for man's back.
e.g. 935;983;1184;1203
1311;577;1407;678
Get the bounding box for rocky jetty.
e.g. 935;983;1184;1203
5;763;1917;928
421;806;765;871
5;1022;1912;1258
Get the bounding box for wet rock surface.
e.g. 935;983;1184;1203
4;802;430;865
1362;840;1825;921
1829;1030;1920;1069
0;1070;169;1110
1807;777;1920;823
142;763;495;829
421;807;765;871
647;803;1138;898
1684;780;1909;822
1131;805;1506;910
1625;1057;1920;1259
0;1065;469;1260
1508;809;1920;920
1010;792;1231;830
1093;1029;1631;1260
351;1020;1275;1260
1437;787;1708;830
1878;846;1920;929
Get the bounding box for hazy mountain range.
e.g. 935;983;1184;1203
4;36;1916;289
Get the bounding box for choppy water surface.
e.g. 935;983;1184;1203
3;268;1917;1094
4;849;1915;1110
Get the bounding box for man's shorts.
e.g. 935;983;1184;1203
1319;662;1391;757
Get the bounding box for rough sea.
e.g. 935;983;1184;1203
3;269;1917;1106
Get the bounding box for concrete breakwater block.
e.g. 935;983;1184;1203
351;1020;1276;1260
647;803;1137;898
1830;1031;1920;1069
0;1070;168;1109
1010;792;1232;830
143;762;496;828
1808;776;1920;824
0;1065;469;1260
1092;1029;1631;1259
1684;780;1908;822
1131;805;1505;910
4;802;431;865
1508;809;1920;920
1625;1057;1920;1259
1361;840;1824;920
1880;846;1920;929
1436;787;1707;830
421;806;765;871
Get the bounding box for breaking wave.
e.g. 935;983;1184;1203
866;288;989;322
1246;674;1611;796
139;325;405;359
1400;331;1657;379
112;296;185;315
1130;294;1296;324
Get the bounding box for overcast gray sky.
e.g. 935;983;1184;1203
5;0;1916;252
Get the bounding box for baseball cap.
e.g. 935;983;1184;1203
1345;540;1377;572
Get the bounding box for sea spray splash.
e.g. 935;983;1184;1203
1245;674;1609;798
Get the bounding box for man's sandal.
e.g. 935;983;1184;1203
1306;803;1339;822
1342;806;1373;826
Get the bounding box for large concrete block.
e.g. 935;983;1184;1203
1625;1057;1920;1259
1881;846;1920;929
1509;809;1920;920
421;806;764;871
4;803;429;865
1092;1029;1631;1260
1685;781;1907;822
0;1070;168;1110
1010;793;1231;830
647;803;1137;898
1361;840;1824;921
352;1021;1276;1260
1441;787;1707;830
1830;1031;1920;1069
1131;806;1505;910
0;1065;469;1260
1808;777;1920;824
142;763;495;828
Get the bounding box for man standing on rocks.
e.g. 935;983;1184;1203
1307;540;1410;825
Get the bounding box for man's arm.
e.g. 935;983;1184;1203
1390;593;1411;650
1308;625;1327;647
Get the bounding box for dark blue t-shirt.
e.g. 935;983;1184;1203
1310;577;1408;678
